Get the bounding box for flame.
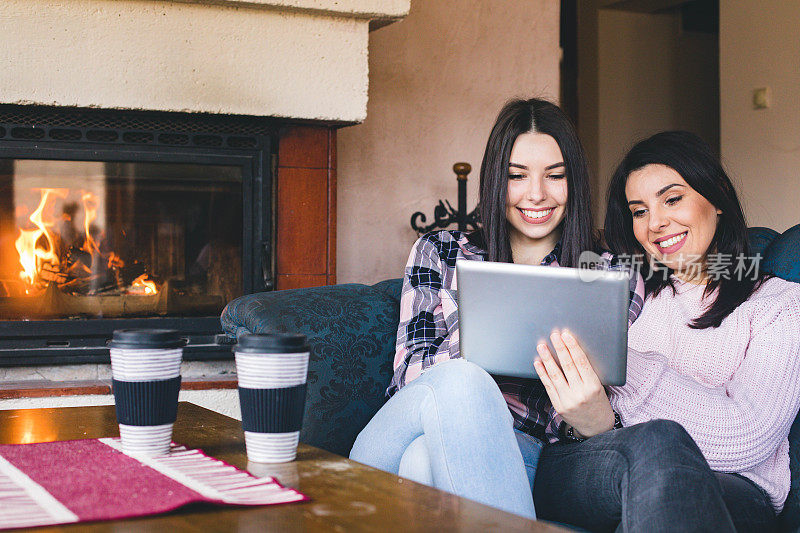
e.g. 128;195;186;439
107;252;125;269
80;192;100;255
131;274;158;295
14;188;67;287
13;187;156;298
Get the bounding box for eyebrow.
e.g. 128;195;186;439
627;183;685;205
508;162;565;171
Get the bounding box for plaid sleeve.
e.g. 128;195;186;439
605;252;645;327
544;409;563;443
387;235;454;396
626;268;645;326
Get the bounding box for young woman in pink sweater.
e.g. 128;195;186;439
532;131;800;531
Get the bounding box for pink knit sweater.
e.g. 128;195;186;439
609;276;800;511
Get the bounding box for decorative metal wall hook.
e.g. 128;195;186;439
411;162;480;235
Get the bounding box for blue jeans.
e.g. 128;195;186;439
349;359;542;519
533;419;775;532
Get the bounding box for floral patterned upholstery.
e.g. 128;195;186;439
220;279;402;457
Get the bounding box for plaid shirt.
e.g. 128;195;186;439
389;230;644;443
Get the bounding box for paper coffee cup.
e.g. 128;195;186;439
235;333;310;463
110;329;184;456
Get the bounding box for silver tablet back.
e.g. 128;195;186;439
456;260;629;386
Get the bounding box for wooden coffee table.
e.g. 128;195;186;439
0;402;566;531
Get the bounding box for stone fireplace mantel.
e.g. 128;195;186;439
0;0;409;122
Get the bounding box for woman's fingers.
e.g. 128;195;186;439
561;329;603;388
536;342;569;394
538;330;612;437
534;357;562;412
550;330;583;388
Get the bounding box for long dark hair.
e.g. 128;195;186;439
604;130;768;328
477;98;596;267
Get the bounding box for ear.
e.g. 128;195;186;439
716;209;722;215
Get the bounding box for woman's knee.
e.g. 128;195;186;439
415;359;509;419
418;359;499;397
623;419;707;471
632;419;696;449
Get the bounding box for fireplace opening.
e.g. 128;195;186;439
0;105;276;365
2;159;243;320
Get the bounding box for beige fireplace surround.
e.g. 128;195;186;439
0;0;409;122
0;0;409;412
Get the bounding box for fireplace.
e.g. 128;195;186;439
0;105;277;366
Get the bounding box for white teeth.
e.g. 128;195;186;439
658;232;687;249
521;208;553;219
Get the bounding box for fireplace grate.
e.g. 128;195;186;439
0;104;275;150
0;104;275;134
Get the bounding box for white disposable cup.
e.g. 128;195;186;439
234;334;310;464
109;329;183;456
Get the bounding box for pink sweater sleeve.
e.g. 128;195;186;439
610;285;800;472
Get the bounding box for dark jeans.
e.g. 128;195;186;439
533;420;776;532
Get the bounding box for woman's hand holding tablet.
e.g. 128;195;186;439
534;329;615;438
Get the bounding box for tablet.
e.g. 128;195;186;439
456;260;629;385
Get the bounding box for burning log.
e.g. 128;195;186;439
64;246;92;273
0;279;225;319
119;262;146;288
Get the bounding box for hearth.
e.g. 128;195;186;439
0;105;276;365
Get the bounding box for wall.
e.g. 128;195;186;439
0;0;409;122
720;1;800;232
592;7;718;224
337;0;560;284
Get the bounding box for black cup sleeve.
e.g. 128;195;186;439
112;376;181;426
239;384;307;433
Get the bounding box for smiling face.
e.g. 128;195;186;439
504;132;568;260
625;164;721;281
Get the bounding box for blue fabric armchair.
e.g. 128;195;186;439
221;224;800;530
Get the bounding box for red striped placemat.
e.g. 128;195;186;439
0;438;307;530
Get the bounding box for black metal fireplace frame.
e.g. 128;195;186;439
0;105;277;365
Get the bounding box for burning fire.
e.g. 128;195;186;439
130;274;158;295
80;191;100;255
107;252;125;269
15;188;66;288
12;188;158;296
